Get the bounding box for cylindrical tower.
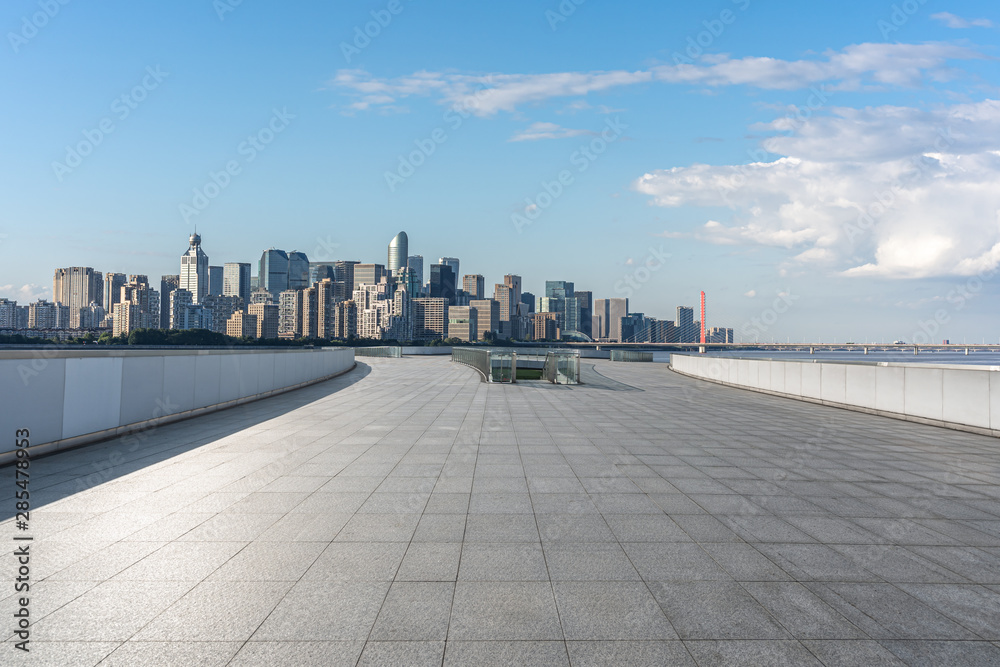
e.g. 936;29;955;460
388;232;408;275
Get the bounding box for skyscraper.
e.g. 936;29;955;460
677;306;695;343
407;255;423;290
53;267;103;328
438;257;460;282
223;263;251;303
259;249;289;302
354;264;386;289
593;298;629;342
388;232;408;275
429;264;456;304
309;262;336;285
463;275;485;300
180;233;209;303
574;290;593;338
104;272;127;313
160;275;180;329
287;251;310;290
208;266;223;296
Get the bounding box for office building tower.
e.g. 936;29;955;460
250;287;274;305
315;279;337;339
412;298;447;341
15;306;29;329
202;294;244;335
336;261;359;297
279;289;304;338
259;249;289;302
469;299;499;341
78;303;106;329
463;275;485;300
354;263;386;290
521;292;535;314
227;311;257;338
53;267;103;328
438;257;460;282
301;285;319;339
708;327;733;344
677;306;696;343
287;251;310;290
396;267;421;297
574;290;592;338
0;299;16;328
621;313;645;343
309;262;337;286
169;289;192;330
160;275;180;329
429;264;456;304
407;255;423;290
103;272;127;313
388;232;408;275
448;306;477;342
223;263;252;304
180;233;209;303
593;298;629;342
208;266;223;296
248;303;279;339
250;275;259;291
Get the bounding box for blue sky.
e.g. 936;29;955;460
2;0;998;342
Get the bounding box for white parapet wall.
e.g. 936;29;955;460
670;353;1000;438
0;347;355;462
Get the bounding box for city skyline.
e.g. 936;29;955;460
2;1;998;342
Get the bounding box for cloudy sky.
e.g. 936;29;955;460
2;0;998;341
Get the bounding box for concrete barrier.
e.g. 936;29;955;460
0;347;355;463
670;354;1000;437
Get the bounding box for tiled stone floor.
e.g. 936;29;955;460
3;356;1000;666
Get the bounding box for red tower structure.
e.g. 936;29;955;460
700;291;706;344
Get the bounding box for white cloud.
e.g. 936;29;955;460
634;99;1000;279
327;43;980;115
0;284;49;303
744;290;757;298
509;122;595;142
931;12;995;29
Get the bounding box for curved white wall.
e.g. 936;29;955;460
671;354;1000;437
0;347;355;462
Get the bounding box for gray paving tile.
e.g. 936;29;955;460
98;641;240;666
602;513;691;542
566;640;696;666
742;582;867;639
544;542;641;581
880;640;1000;666
302;542;407;581
701;543;793;582
649;582;790;640
230;640;365;666
252;581;390;641
799;640;906;666
396;542;462;581
358;641;446;666
449;581;563;640
553;581;678;639
464;514;538;542
459;542;549;581
897;584;1000;639
684;639;824;666
443;640;570;666
369;582;454;640
623;542;732;581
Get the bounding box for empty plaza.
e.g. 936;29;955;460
4;356;1000;666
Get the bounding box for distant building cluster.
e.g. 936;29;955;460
0;230;733;344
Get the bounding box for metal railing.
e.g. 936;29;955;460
452;347;516;382
543;351;581;384
354;346;402;358
610;349;654;362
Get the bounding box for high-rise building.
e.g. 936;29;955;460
574;290;593;338
315;278;337;339
250;287;273;305
202;294;244;334
448;306;477;342
354;263;386;290
429;264;456;304
521;291;536;314
438;257;460;282
469;299;499;341
412;298;447;341
334;300;357;339
180;233;209;303
28;300;59;329
104;272;127;313
169;289;193;330
533;312;560;341
388;232;408;275
259;249;289;302
53;267;103;328
0;299;17;328
336;261;359;297
78;303;106;329
248;303;279;339
223;263;251;304
309;262;337;286
677;306;696;343
208;266;223;296
160;275;180;329
407;255;423;290
593;298;629;342
463;275;485;300
279;289;304;338
287;251;310;290
15;306;29;329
